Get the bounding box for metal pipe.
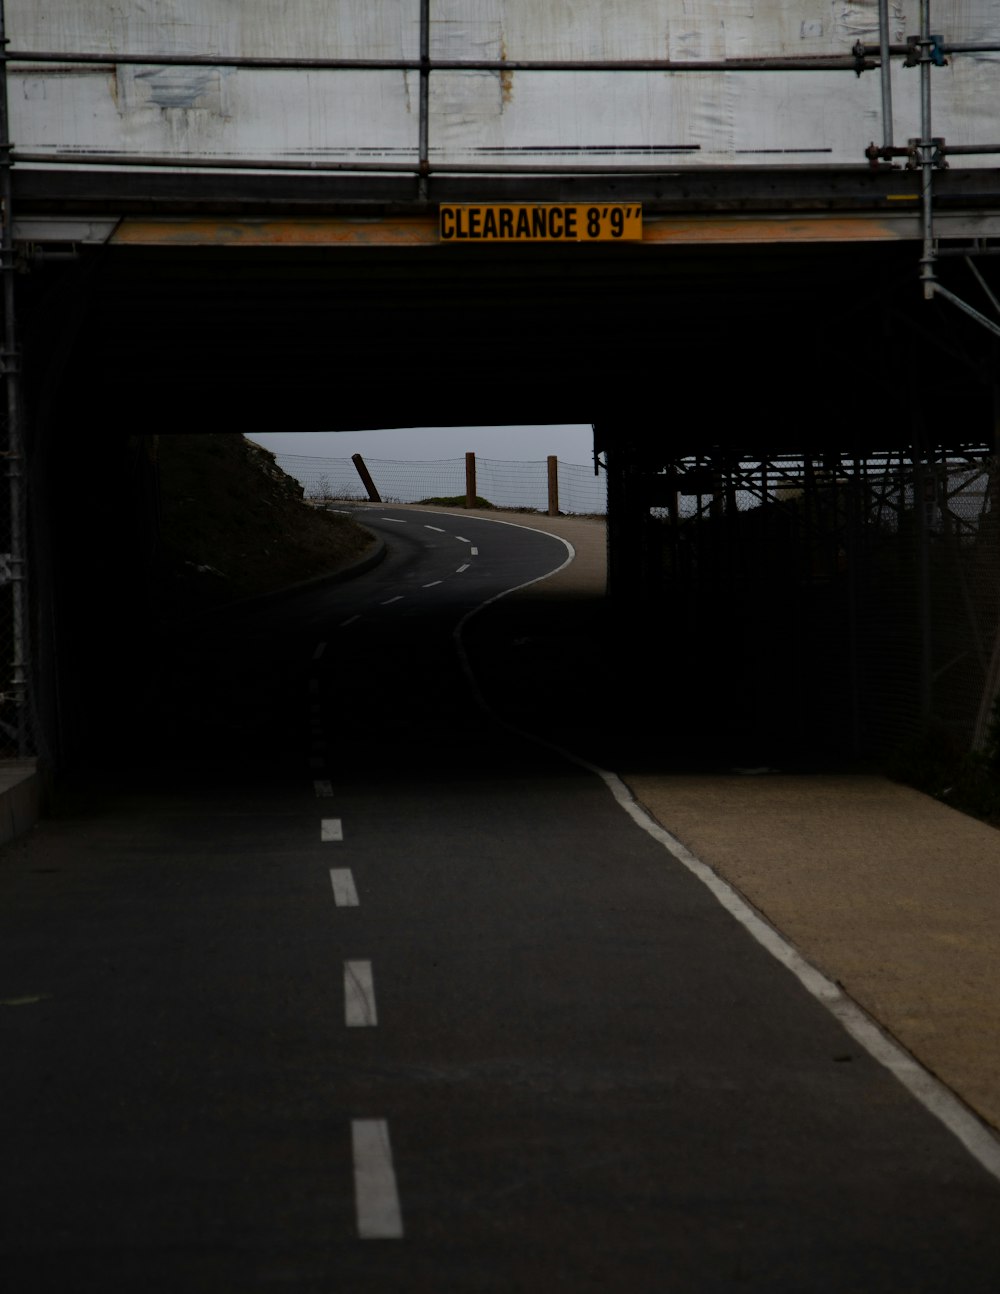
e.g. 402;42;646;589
877;0;893;150
1;49;878;74
963;255;1000;318
937;248;1000;259
932;282;1000;342
418;0;430;183
858;40;1000;56
12;151;422;172
937;42;1000;53
913;450;933;727
0;0;29;756
11;149;710;174
938;143;1000;155
6;51;420;70
918;0;936;300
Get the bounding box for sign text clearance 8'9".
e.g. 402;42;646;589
439;203;642;243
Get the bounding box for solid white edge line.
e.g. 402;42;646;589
321;818;344;842
344;959;378;1026
447;524;1000;1185
352;1119;404;1239
330;868;359;907
590;766;1000;1182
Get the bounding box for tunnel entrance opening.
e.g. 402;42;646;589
13;229;1000;774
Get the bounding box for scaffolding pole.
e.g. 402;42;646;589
0;0;30;756
877;0;894;151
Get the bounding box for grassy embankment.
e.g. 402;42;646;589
153;433;377;616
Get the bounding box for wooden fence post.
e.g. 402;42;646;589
351;452;381;503
465;452;477;508
547;455;559;516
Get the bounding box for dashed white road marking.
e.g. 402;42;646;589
344;960;378;1027
381;596;404;606
424;525;445;533
456;535;470;543
314;779;334;798
380;517;407;524
321;818;344;842
309;756;326;771
456;564;470;574
308;679;321;697
352;1119;404;1239
312;642;327;661
470;546;479;556
422;580;442;588
340;614;362;628
330;868;359;907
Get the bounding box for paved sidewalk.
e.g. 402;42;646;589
438;505;1000;1138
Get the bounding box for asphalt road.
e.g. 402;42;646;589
3;507;1000;1292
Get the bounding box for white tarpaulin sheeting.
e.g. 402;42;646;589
7;1;999;167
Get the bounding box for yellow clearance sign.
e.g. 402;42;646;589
439;203;642;243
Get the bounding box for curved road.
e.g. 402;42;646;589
3;508;1000;1292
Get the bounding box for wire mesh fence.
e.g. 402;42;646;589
271;453;608;516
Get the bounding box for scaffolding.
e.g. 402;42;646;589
1;1;999;759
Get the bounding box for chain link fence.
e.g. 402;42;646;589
271;453;608;516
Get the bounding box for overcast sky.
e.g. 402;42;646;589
247;424;594;465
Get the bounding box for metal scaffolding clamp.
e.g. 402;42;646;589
905;34;948;68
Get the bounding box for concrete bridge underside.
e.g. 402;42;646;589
11;166;1000;769
18;167;1000;439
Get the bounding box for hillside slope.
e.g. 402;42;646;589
153;433;376;616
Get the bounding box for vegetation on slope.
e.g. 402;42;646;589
152;433;376;616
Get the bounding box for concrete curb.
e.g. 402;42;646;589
0;758;41;846
219;531;388;614
157;530;387;628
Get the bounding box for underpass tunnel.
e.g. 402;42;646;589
16;235;1000;772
